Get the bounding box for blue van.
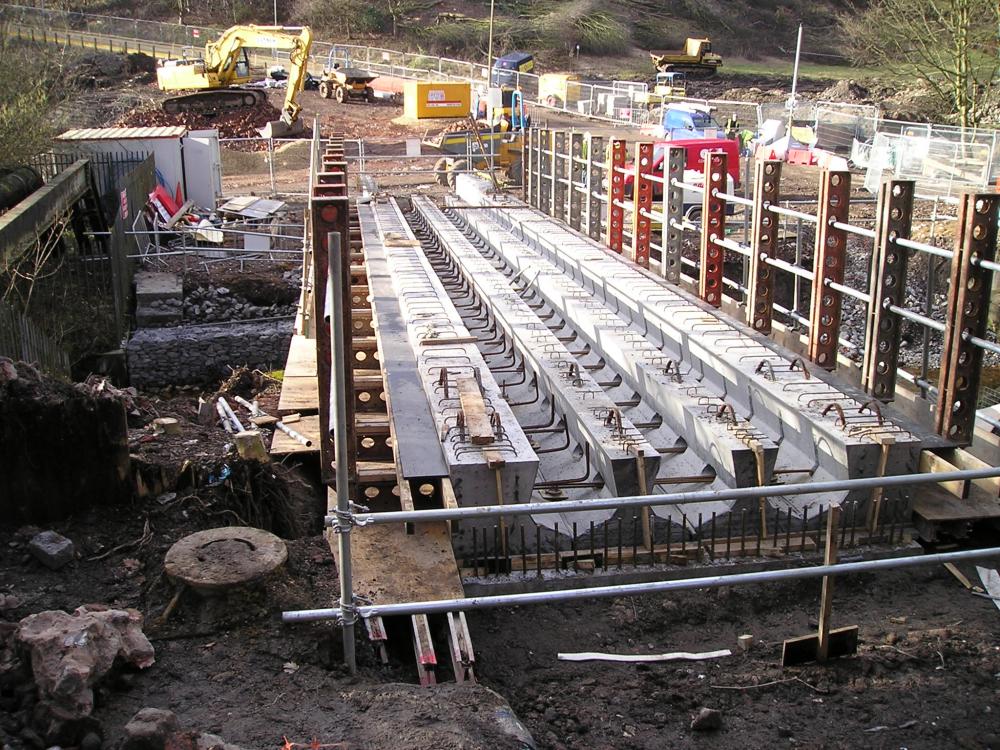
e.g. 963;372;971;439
661;104;726;140
491;52;534;87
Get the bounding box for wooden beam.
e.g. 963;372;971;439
456;376;494;445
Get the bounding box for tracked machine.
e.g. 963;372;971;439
649;37;722;78
156;25;313;137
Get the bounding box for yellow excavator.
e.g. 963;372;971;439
155;25;313;137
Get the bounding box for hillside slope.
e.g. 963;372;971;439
78;0;855;74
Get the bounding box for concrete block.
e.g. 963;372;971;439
135;272;182;305
28;531;75;570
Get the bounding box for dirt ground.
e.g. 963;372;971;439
3;501;1000;750
9;48;999;750
470;567;1000;749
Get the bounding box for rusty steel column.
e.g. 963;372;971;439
862;179;915;401
522;128;531;203
936;192;999;444
586;134;604;242
606;139;627;254
747;160;781;334
698;151;727;307
311;138;356;495
631;141;654;269
663;146;686;284
550;130;564;221
807;170;851;370
568;132;584;231
528;128;542;208
538;129;552;217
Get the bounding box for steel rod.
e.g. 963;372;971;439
766;203;819;224
831;221;876;239
282;546;1000;621
328;231;356;675
887;304;946;332
336;466;1000;525
895;236;954;259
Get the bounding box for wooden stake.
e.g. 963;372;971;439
867;437;895;533
636;449;652;550
817;505;842;662
752;443;768;539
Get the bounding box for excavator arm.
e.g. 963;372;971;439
202;25;314;132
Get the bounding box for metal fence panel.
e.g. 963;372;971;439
0;302;71;375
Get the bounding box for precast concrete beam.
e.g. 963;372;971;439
454;176;925;512
370;199;538;507
450;200;779;489
358;203;448;492
412;196;659;499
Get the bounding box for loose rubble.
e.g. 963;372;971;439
26;532;75;571
114;101;311;150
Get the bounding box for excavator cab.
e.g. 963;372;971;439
234;49;250;79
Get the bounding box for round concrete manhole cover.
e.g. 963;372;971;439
164;527;288;593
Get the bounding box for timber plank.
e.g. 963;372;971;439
456;377;494;445
913;484;1000;522
276;375;318;414
269;415;321;456
327;504;464;605
284;334;317;378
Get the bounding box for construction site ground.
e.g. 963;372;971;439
5;43;1000;750
3;497;1000;749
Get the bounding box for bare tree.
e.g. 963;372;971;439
0;30;63;167
1;214;70;317
842;0;999;127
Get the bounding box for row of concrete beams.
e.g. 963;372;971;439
454;177;925;512
447;197;780;494
369;198;538;506
357;202;449;493
412;195;660;500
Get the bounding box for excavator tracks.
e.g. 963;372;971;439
161;87;266;115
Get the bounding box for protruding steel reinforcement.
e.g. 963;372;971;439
631;141;654;269
698;151;727;307
935;192;999;444
862;180;915;401
807;169;851;370
283;546;1000;622
746;160;781;334
606;138;627;254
